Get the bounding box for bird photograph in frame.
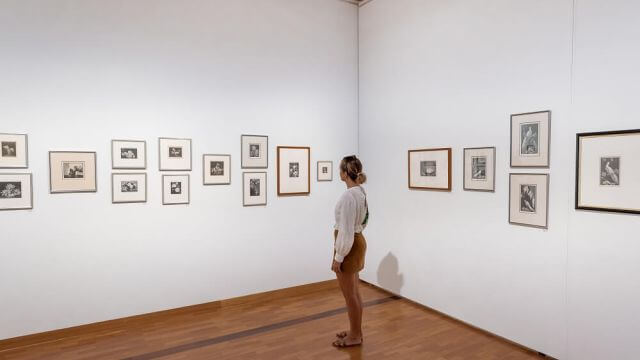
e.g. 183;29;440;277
0;133;28;169
243;172;267;206
317;161;333;182
241;135;268;169
463;147;496;192
203;154;231;185
49;151;97;193
277;146;310;196
112;173;147;204
158;138;192;171
408;148;452;191
510;110;550;168
576;129;640;214
0;173;33;211
112;140;146;169
509;173;549;229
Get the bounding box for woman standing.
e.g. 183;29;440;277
332;155;369;348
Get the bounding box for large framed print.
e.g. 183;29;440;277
509;173;549;229
159;138;192;171
112;173;147;204
0;173;33;211
0;133;28;168
241;135;268;169
243;172;267;206
49;151;97;193
510;110;551;168
408;148;452;191
112;140;146;169
203;154;231;185
463;147;496;192
317;161;333;182
162;174;190;205
576;129;640;214
277;146;310;196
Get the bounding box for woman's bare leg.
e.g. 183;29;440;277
335;271;363;344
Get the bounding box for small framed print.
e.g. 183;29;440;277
317;161;333;182
509;173;549;229
162;174;190;205
463;147;496;192
241;135;268;169
243;172;267;206
49;151;97;193
112;140;146;169
203;154;231;185
0;173;33;211
408;148;452;191
0;133;28;168
277;146;310;196
576;129;640;214
112;173;147;204
510;110;551;168
159;138;192;171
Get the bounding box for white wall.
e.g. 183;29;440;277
359;0;639;359
0;0;358;340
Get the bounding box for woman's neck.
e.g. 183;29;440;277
345;179;358;189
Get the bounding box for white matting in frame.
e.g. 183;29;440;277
159;138;192;171
277;146;310;196
112;140;146;169
49;151;97;193
408;148;452;191
509;173;549;229
576;129;640;214
0;173;33;211
463;147;496;192
241;135;268;169
0;133;28;168
510;110;551;168
112;173;147;204
162;174;190;205
317;161;333;182
203;154;231;185
243;172;267;206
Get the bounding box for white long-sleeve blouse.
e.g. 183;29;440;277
334;186;368;263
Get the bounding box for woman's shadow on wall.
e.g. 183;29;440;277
376;252;404;295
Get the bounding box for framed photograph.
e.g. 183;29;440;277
511;110;551;168
243;172;267;206
463;147;496;192
509;173;549;229
408;148;452;191
159;138;192;171
49;151;97;193
241;135;268;169
112;140;146;169
162;174;190;205
0;173;33;211
277;146;310;196
112;173;147;204
317;161;333;182
203;154;231;185
0;133;28;168
576;129;640;214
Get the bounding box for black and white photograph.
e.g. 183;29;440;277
471;156;487;180
120;148;138;159
322;166;328;174
520;122;539;155
520;184;537;213
317;161;333;182
120;181;138;193
600;157;620;186
464;147;495;192
171;181;182;194
112;173;146;204
420;161;437;177
203;154;231;185
0;182;21;199
210;161;224;176
289;162;300;178
159;138;192;171
169;147;183;158
2;141;17;157
250;178;261;196
112;140;146;169
277;146;310;195
409;148;452;191
243;172;267;206
0;173;32;210
249;144;261;158
162;174;190;205
62;161;85;179
241;135;268;169
0;133;28;168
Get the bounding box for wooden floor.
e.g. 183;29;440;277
0;282;543;359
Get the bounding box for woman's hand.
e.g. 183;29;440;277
331;260;342;273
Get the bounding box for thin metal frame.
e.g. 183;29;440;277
111;172;147;204
463;147;496;192
408;148;452;191
158;137;192;171
508;173;550;229
0;133;29;169
510;110;551;168
0;173;33;211
243;171;267;207
48;151;98;194
241;135;269;169
277;146;311;196
111;139;147;170
203;154;232;186
317;161;333;182
162;174;190;205
575;129;640;215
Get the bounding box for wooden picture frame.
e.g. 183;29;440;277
277;146;311;196
408;148;452;191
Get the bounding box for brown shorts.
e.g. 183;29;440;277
333;230;367;273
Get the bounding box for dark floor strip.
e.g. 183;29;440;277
122;295;400;360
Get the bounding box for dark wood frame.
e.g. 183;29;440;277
111;139;147;170
463;147;496;192
203;154;231;185
0;133;28;169
508;173;550;229
111;173;147;204
243;172;268;207
158;137;192;171
408;148;452;191
317;161;333;182
162;174;190;205
0;173;33;211
241;135;269;169
277;146;311;196
48;151;98;194
575;129;640;215
510;110;551;168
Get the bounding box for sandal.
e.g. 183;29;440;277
332;337;363;348
336;331;348;338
